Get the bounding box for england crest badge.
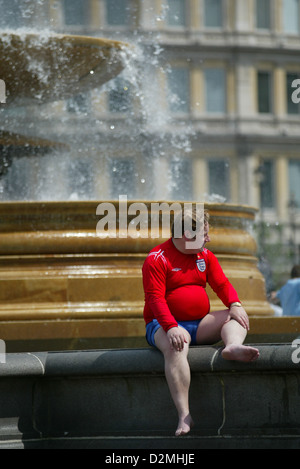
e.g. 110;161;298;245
196;258;206;272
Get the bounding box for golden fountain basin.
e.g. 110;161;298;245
0;32;127;105
0;200;284;352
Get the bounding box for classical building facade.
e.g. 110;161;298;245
59;5;299;204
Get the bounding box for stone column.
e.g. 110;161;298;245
276;156;289;222
235;0;252;31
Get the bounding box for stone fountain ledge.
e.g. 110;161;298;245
0;344;300;449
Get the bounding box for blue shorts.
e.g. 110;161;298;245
146;318;202;347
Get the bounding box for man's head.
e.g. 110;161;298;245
171;207;210;253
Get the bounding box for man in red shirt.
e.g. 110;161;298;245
142;209;259;437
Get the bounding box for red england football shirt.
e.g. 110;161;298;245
142;238;240;332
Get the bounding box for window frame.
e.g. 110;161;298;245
208;158;230;201
203;0;224;29
165;0;187;28
255;0;272;30
257;70;273;114
204;67;227;114
283;0;300;35
170;158;193;200
167;66;190;114
104;0;131;27
288;159;300;208
259;159;276;210
62;0;90;26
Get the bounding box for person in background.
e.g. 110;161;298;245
275;265;300;316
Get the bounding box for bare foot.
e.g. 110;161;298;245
175;414;194;437
222;344;259;362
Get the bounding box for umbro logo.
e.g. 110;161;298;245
172;268;182;271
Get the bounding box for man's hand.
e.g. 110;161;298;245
167;327;187;352
229;305;250;330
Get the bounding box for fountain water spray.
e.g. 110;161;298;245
0;1;197;202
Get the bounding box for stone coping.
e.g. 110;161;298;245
0;343;298;378
0;343;299;449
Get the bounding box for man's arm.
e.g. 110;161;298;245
206;251;240;307
229;303;250;330
206;251;249;329
142;254;178;333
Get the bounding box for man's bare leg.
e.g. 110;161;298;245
221;318;259;362
154;327;194;436
196;309;259;362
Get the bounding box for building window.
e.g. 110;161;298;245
167;67;190;113
256;0;271;29
260;160;275;209
283;0;300;34
170;159;193;200
166;0;186;27
68;159;94;199
208;159;230;201
287;73;300;114
4;157;31;200
204;68;226;113
106;0;130;26
257;71;272;113
289;160;300;207
204;0;223;28
66;93;90;114
0;0;23;28
110;159;136;198
63;0;88;26
109;77;131;113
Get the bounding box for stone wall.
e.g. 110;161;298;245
0;344;299;449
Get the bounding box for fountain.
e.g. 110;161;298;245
0;3;296;354
0;198;273;351
0;32;126;106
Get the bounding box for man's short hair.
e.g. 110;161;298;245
171;207;209;238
